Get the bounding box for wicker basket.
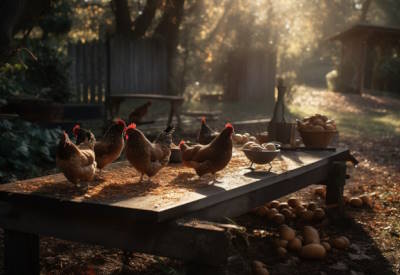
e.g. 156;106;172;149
299;130;337;148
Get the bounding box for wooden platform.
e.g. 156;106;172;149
0;148;354;274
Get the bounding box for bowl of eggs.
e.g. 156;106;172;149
242;142;280;165
297;114;338;148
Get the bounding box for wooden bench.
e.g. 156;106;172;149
108;93;184;128
0;148;356;274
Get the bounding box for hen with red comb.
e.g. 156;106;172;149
56;131;96;185
93;119;126;171
181;123;233;178
197;116;219;145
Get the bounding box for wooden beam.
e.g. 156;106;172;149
325;161;347;219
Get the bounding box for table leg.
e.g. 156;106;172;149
167;101;175;127
174;102;183;129
4;229;40;275
325;161;346;219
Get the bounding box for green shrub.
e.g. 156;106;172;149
0;119;62;183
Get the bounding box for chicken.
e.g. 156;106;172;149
56;131;97;185
73;119;126;171
197;116;218;145
180;123;233;178
128;101;152;124
125;123;174;181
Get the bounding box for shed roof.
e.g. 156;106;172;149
328;23;400;41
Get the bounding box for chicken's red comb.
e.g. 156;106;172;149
115;118;126;128
201;116;206;123
225;122;233;130
72;125;80;136
179;140;185;146
126;123;136;130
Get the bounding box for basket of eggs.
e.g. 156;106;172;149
242;142;280;169
297;114;337;148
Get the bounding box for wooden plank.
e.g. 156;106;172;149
0;207;239;266
0;149;352;223
4;229;39;275
110;93;183;101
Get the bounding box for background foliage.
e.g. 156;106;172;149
0;119;62;183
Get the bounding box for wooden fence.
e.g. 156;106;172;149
68;37;168;104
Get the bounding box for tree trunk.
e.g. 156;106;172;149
360;0;372;22
111;0;133;35
131;0;159;39
153;0;185;94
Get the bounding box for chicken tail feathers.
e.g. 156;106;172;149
155;125;174;146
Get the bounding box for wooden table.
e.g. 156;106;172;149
0;148;355;274
108;93;184;128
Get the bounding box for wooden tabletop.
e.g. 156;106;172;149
0;148;351;223
110;93;184;101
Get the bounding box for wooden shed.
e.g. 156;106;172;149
329;24;400;94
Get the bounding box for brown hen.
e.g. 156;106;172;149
180;123;233;177
125;123;174;181
56;131;97;185
197;116;218;145
128;101;152;124
73;119;126;171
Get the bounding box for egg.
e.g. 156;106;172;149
307;202;317;211
279;225;296;241
277;247;288;258
268;200;280;209
313;208;325;220
280;208;293;220
350;197;363;207
243;141;257;150
252;261;270;275
287;237;302;252
287;197;301;208
272;213;285;224
303;226;320;244
300;244;326;260
321;241;331;251
256;206;269;217
232;133;243;144
330;236;350;249
266;208;279;220
264;143;277;151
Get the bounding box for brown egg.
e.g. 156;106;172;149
268;200;280;209
279;225;296;241
266;208;279;220
350;197;363;207
321;241;331;251
277;247;288;258
272;213;285;224
287;237;302;252
278;202;290;211
300;210;314;222
252;261;270;275
300;244;326;260
360;194;372;207
330;236;350;249
256;206;269;217
313;208;325;220
308;202;317;211
303;226;320;244
287;197;301;208
280;208;293;220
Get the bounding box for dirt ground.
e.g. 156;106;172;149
0;88;399;275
